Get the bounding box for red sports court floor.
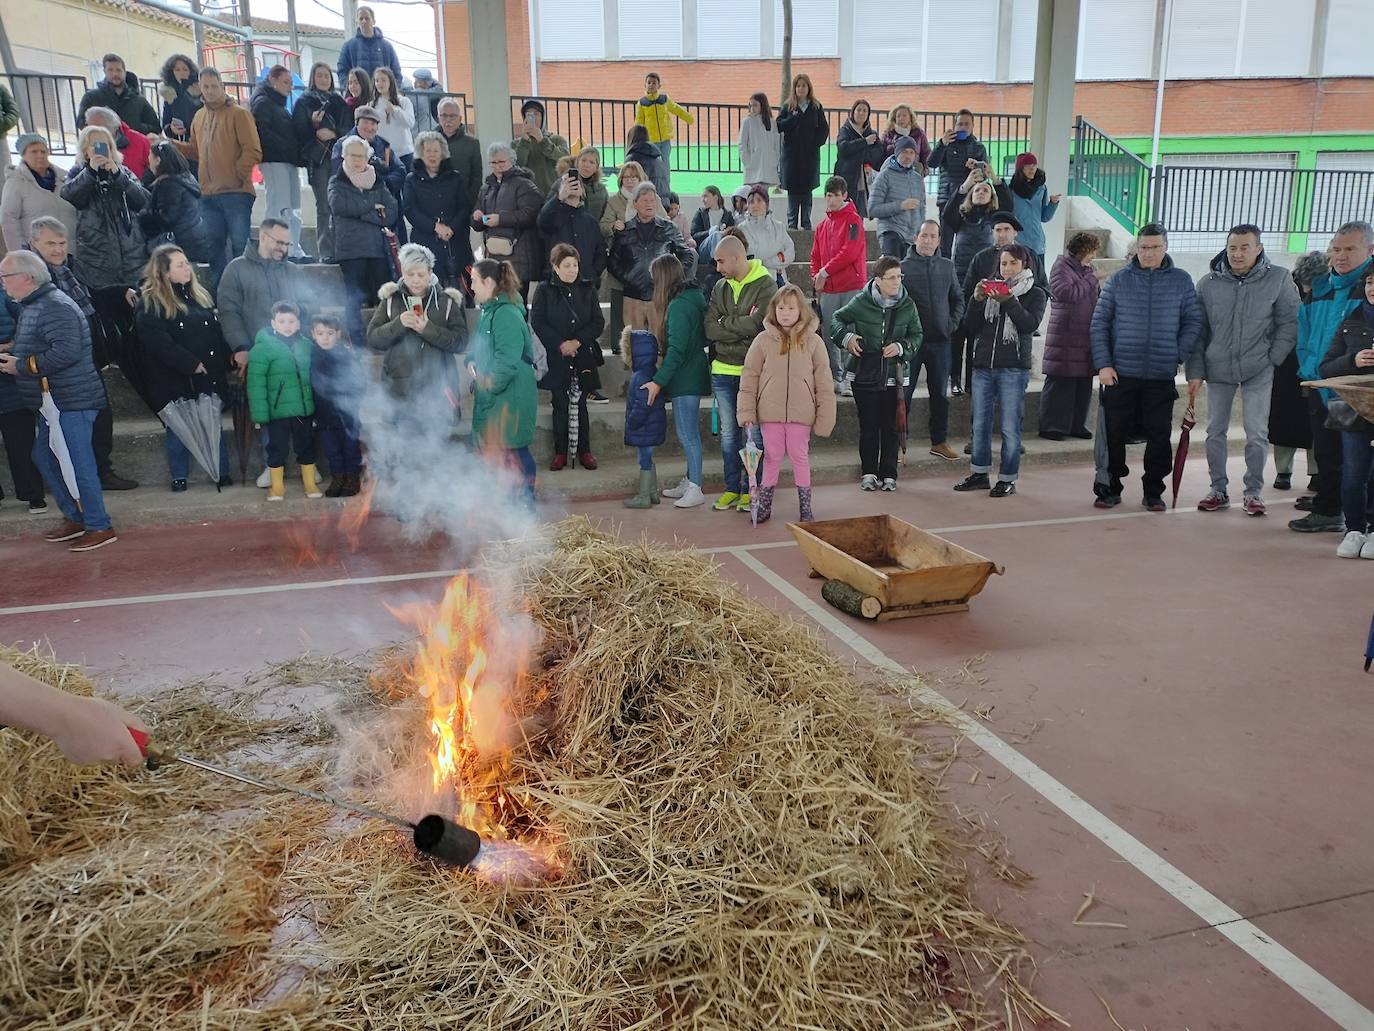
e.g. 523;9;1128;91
1;454;1370;1029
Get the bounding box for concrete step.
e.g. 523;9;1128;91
1066;225;1112;253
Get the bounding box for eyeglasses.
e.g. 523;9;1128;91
0;271;28;279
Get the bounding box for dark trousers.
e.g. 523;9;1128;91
877;231;906;259
318;413;362;475
1340;431;1374;533
338;257;392;345
948;331;973;389
854;386;899;480
308;161;334;261
265;416;316;468
1102;376;1176;499
787;191;813;229
90;287;137;379
551;385;590;454
937;196;955;257
92;404;115;477
1039;375;1093;436
0;408;44;503
903;339;950;444
1307;392;1345;517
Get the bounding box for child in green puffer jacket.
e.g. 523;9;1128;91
247;301;320;501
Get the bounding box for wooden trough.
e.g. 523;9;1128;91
1303;376;1374;422
788;514;1004;620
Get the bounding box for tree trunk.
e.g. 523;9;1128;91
780;0;792;112
821;579;882;620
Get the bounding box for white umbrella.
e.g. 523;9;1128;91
159;391;226;488
39;381;81;508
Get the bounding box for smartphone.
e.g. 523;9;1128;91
93;141;110;158
525;112;537;126
980;279;1011;298
411;302;423;316
973;160;988;171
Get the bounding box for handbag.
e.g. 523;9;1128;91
524;326;549;381
485;234;514;257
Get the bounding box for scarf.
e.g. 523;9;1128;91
1010;169;1046;200
620;185;636;201
869;281;901;309
986;268;1036;346
33;166;57;192
343;161;377;191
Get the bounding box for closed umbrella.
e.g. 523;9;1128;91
1364;613;1373;673
159;381;225;490
39;380;80;507
227;370;253;486
1170;383;1199;509
740;426;763;528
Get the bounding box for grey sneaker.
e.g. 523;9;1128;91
860;474;879;491
1288;512;1344;533
880;477;897;491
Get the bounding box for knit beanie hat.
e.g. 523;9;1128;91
894;135;918;156
14;132;46;156
1015;152;1039;172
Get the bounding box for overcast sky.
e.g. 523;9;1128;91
183;0;439;75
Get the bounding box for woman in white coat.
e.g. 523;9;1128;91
736;183;794;283
371;67;415;167
738;91;780;188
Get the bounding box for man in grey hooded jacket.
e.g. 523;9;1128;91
868;136;926;258
1187;224;1300;516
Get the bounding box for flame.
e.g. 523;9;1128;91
391;574;562;880
339;476;375;551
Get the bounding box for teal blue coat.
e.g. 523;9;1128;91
470;295;537;450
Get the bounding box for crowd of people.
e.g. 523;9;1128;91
0;26;1370;559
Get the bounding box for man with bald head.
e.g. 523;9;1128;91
705;234;777;511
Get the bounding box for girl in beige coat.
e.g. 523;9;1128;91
738;284;837;523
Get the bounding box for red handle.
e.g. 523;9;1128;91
129;726;149;755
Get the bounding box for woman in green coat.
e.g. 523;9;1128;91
643;253;711;508
830;255;922;491
469;258;539;505
246;302;321;501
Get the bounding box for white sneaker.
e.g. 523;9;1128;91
860;474;879;491
256;468;272;488
1362;535;1374;560
661;476;690;500
674;482;706;508
1336;530;1367;559
839;381;853;397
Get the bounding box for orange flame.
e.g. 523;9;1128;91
339;476;375;552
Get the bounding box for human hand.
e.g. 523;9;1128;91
846;335;863;357
471;208;485;223
865;132;878;144
317;128;336;142
642;380;661;406
973;283;988;302
311;109;324;125
942;129;956;144
1049;193;1062;204
170;117;185;134
0;354;17;375
484;213;500;228
527;125;543;143
613;220;625;232
964;158;977;170
435;222;453;241
374;203;388;219
813;268;828;289
234;350;249;371
1188;378;1204;393
125;288;139;307
559;340;580;358
1355;348;1374;368
1098;366;1118;387
900;198;919;211
193;362;207;375
881;343;901;358
49;695;148;766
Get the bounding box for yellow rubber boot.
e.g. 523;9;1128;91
300;464;323;499
267;466;286;501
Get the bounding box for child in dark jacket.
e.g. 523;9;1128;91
622;326;667;509
247;301;320;501
309;313;366;498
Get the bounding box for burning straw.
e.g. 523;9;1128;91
0;521;1051;1028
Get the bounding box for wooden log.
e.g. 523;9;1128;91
821;579;882;620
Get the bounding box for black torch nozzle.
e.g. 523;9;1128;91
413;814;482;868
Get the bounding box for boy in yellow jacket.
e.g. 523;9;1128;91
635;72;693;188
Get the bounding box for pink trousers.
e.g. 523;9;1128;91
760;422;812;488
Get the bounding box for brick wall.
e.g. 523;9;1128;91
437;3;1374;139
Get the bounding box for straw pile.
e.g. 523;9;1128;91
0;519;1049;1029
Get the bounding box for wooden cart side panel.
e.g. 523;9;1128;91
883;564;993;609
795;516;895;567
788;526;892;601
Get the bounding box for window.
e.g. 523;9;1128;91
1238;0;1315;77
1077;0;1155;80
1007;0;1039;81
1167;0;1243;78
849;0;995;84
774;0;840;58
698;0;761;57
1168;0;1318;79
620;0;682;58
537;0;605;61
1323;0;1374;76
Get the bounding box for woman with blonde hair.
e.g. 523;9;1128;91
776;73;828;229
738;283;837;523
571;147;608;222
135;244;232;491
881;104;931;167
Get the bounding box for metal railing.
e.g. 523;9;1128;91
1;73;89;156
1153;165;1374;242
1071;117;1153;233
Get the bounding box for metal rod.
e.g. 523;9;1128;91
169;753;416;829
130;0;254;39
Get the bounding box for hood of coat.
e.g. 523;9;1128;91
163;170;202;200
879;154;920;175
623;327;660;373
160;56;201;91
824;199;862;227
99;72;142;99
1209;248;1273;282
379;277;440;305
626;140;662;163
252;83;289;109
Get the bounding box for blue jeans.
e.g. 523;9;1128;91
201;192;254;285
903;340;951;444
510;446;536;507
713;373;746;493
671;393;703;485
1340;432;1374;534
165;428;229;482
637;445;655;471
33;409;110;531
970;367;1031;483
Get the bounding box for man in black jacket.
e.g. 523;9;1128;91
900;220;964;461
928;109;989;256
252;67;305;258
76;54;160;135
537;174;606;285
607;182;694;329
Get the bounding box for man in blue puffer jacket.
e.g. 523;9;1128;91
0;250;115;550
335;7;402;87
1090;223;1203;510
1287;220;1374;534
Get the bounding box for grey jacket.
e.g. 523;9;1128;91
217;241;310;353
10;283;105;411
60;164;150;290
899;249;963;343
1186;252;1300;384
868;155;926;243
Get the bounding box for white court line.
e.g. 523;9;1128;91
0;569;467;617
725;546;1374;1030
